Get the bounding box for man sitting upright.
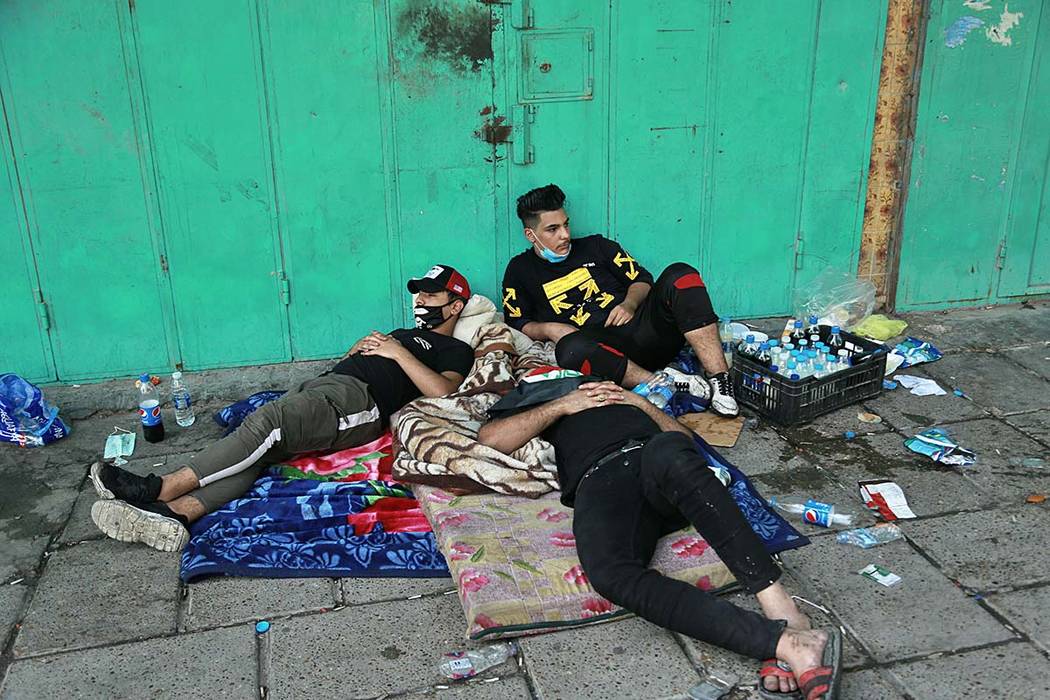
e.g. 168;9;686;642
501;183;738;416
90;265;475;552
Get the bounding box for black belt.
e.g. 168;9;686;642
578;439;647;486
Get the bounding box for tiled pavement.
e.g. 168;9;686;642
1;303;1048;698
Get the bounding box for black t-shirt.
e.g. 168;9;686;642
542;404;661;506
330;329;473;422
502;234;654;331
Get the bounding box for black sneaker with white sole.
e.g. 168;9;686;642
707;371;740;417
90;499;190;552
89;461;163;504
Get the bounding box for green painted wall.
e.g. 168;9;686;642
1;0;888;382
897;0;1049;309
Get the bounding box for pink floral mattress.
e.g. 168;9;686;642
418;486;737;640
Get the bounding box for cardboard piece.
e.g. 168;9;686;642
678;413;746;448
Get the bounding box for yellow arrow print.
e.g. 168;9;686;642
613;251;639;280
570;307;591;326
550;293;573;313
503;288;521;317
578;278;600;299
597;292;616;308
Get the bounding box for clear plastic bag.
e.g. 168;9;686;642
793;267;876;330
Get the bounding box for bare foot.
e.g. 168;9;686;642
773;628;829;693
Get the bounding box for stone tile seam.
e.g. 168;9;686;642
874;637;1037;672
0;463;97;679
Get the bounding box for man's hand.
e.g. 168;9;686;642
358;331;407;360
604;302;636;327
556;381;625;415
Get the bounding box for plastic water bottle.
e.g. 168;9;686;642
828;326;844;352
739;334;759;357
791;319;805;341
806;315;821;336
645;371;675;409
813;363;826;379
171;371;195;427
837;524;904;549
438;642;517;680
756;342;771;364
719;318;734;366
136;373;164;443
770;498;854;527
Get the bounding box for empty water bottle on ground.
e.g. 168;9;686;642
171;371;195;427
136;374;164;443
837;524;904;549
438;641;517;680
769;497;854;527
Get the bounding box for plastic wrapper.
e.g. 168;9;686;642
793;267;876;330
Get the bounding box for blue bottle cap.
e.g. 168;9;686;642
746;334;755;343
809;315;818;323
255;620;270;634
794;320;803;328
770;365;779;373
844;430;856;439
831;326;841;333
139;373;151;382
790;373;800;381
769;339;779;347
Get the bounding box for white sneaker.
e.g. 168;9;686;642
707;372;740;417
90;499;190;553
662;366;711;401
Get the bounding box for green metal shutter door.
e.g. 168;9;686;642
131;0;291;369
0;0;173;381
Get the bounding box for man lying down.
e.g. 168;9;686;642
477;376;843;700
89;265;474;552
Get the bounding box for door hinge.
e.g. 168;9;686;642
35;289;50;330
159;254;169;273
511;0;534;29
278;273;291;305
510;104;536;165
793;233;805;270
995;240;1007;270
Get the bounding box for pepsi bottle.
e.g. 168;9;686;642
136;373;165;443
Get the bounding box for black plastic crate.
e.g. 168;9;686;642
729;327;888;426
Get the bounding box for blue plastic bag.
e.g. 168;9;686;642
0;374;71;447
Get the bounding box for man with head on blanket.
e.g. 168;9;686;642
88;265;475;553
501;183;739;417
477;378;842;700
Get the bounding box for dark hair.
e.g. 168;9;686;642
516;183;565;227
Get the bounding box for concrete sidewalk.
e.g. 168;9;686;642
2;303;1049;699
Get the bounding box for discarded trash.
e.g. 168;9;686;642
837;524;904;548
857;412;882;424
905;428;977;466
1026;494;1047;504
439;642;517;680
884;352;905;376
953;388;966;398
103;428;136;466
883;379;898;390
793;266;876;330
858;563;902;587
686;671;738;700
890;337;943;368
860;480;917;520
770;498;854;527
9;578;23;586
135;373;165;443
256;620;271;699
1009;457;1047;469
894;375;947;396
853;314;908;342
0;374;72;448
844;431;857;440
171;371;196;428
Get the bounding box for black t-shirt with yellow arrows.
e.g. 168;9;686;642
501;234;654;331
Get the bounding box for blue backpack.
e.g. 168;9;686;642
0;373;71;447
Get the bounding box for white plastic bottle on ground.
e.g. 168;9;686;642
438;642;517;680
171;371;196;427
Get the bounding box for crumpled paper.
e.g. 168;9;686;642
894;375;947;396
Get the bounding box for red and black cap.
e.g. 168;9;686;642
406;264;471;299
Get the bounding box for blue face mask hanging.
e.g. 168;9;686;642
537;243;571;263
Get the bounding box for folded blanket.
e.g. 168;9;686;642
180;433;449;582
394;325;561;497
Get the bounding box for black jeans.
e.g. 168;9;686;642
572;431;784;660
555;262;719;382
